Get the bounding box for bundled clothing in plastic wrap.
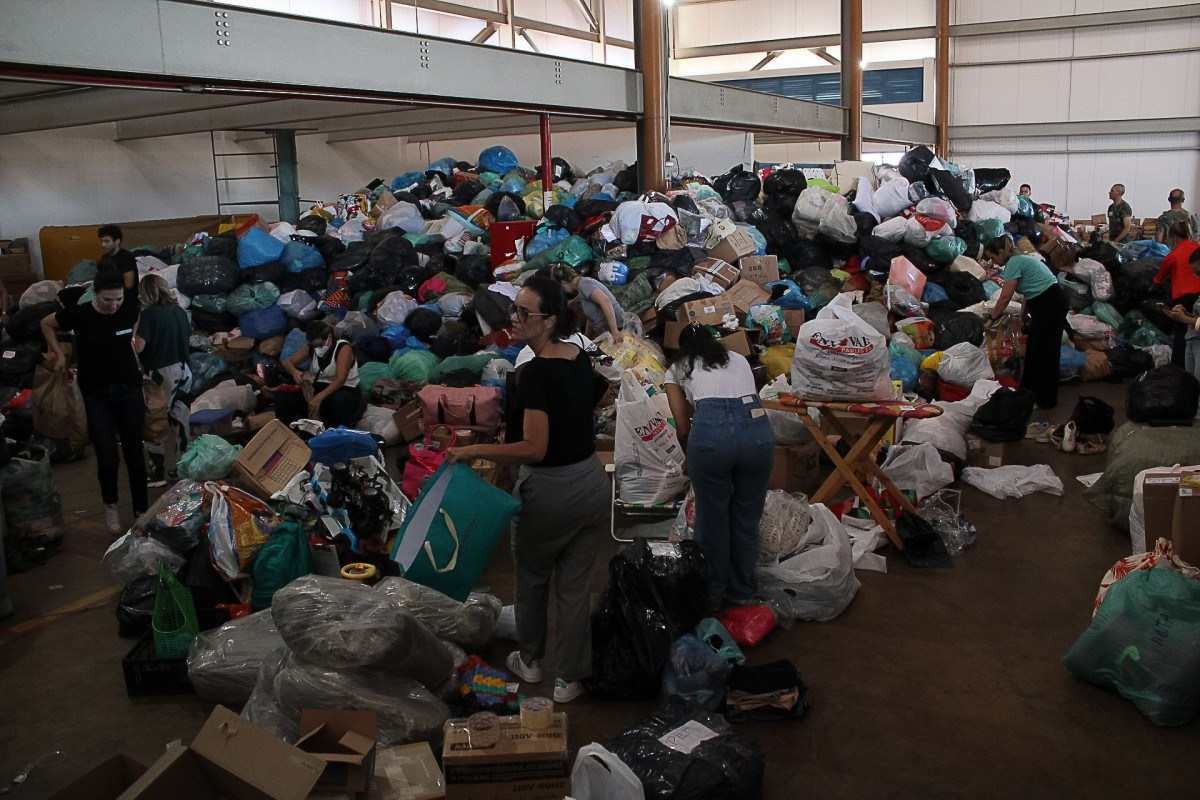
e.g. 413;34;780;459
1086;422;1200;530
376;577;502;650
187;609;285;705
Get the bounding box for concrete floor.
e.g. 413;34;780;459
1;380;1197;798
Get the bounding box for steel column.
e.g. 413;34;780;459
935;0;949;155
273;130;300;223
540;113;555;209
635;0;668;193
840;0;862;160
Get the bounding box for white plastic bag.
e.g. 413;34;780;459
937;342;994;388
1067;313;1115;342
791;186;837;238
571;744;646;800
358;404;401;445
614;372;687;505
377;290;419;327
951;255;986;280
962;464;1064;499
873;175;912;219
269;221;296;242
817;193;858;244
190;379;257;416
759;374;810;444
103;532;186;584
207;486;239;580
900;379;1001;460
758;491;817;565
872;216;909;243
968;199;1012;225
881;443;954;500
757;503;860;622
980;188;1019;213
1072;259;1114;301
903;217;934;247
379;201;426;234
790;292;892;401
916;196;956;225
610;201;678;245
278;289;318;320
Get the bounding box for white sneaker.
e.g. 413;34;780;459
1062;421;1078;453
553;679;585;704
506;651;543;683
103;504;122;535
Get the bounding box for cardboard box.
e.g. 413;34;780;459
783;309;805;336
693;257;740;290
768;441;822;494
373;743;444;800
120;705;325;799
966;435;1006;468
442;713;568;800
1171;474;1200;564
50;755;148;800
723;279;770;316
721;329;752;356
639;305;659;334
393;400;425;443
738;255;780;286
233;419;311;499
681;297;735;327
833;159;874;192
1142;468;1200;562
707;228;757;264
296;710;378;795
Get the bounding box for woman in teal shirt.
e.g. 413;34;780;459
983;236;1069;409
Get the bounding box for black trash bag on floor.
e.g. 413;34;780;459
779;236;833;271
404;307;442;344
330;241;372;272
970;388;1036;442
1080;240;1121;273
714;165;761;204
203;234;239;262
731;200;764;224
941;271;986;309
853;211;878;239
239;260;285;285
898;145;936;184
934;312;985;350
901;243;941;275
1070;396;1116;435
430;321;481;360
471;287;513;332
117;575;158;638
178;256;238;297
1060;275;1092;312
190;308;238;333
973;168;1011;193
614;162;639;195
586;540;706;700
926;168;973;213
0;342;43;389
954;218;980;259
277;268;328;296
763;169;807;218
859;236;903;272
1105;344;1155;382
539;156;574;184
453;254;492;289
296;215;328;237
312;235;346;266
575;198;621;219
604;705;765;800
356;336;392;364
650;247;698;277
367;230;418;271
395;266;435;297
813;232;858;261
543;205;583;233
6;302;58;343
1127;366;1200;424
1112;259;1160;314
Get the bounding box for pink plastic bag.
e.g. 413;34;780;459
718;604;777;647
400;429;456;499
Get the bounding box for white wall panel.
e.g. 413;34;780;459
605;0;633;41
953;0;1076;25
951;62;1072;124
1069;51;1200;120
1073;18;1200;56
1072;0;1196;13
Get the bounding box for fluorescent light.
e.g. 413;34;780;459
661;0;676;6
859;59;869;69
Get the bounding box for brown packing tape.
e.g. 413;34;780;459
520;698;554;730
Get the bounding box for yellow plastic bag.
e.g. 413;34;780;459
206;483;278;577
921;352;945;371
762;344;795;380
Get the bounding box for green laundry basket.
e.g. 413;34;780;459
152;564;199;659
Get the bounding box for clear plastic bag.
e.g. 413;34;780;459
756;503;860;622
918;491;977;556
881;443;955;501
187;610;285;705
241;646;299;742
271;575;453;687
572;744;646;800
757;491;815;565
375;577;502;650
273;650;450;745
103;533;186;584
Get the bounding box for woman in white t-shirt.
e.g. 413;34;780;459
283;320;364;428
665;324;774;611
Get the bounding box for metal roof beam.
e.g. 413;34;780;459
951;4;1200;37
113;99;407;140
668;77;845;137
951;116;1200;139
471;23;498;44
410;118;628;143
326;113;538;143
751;51;783;71
0;86;263;135
673;26;934;59
861;111;936;145
236;106;513;141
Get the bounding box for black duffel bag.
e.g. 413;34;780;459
934;312;985;349
178;256;238;297
970;388;1036;442
1127;365;1200;425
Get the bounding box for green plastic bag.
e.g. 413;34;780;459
389;349;440;385
1063;564;1200;726
225;281;280;316
975;217;1005;241
609;271;654;316
926;236;967;264
390;463;520;601
1119;311;1170;347
358;362;390;396
177;435;242;481
434;272;473;297
523;235;596;271
695;617;746;665
431;353;502;384
1015;194;1037;218
250;521;313;611
1089;301;1124;330
153;563;199;658
190;293;228;314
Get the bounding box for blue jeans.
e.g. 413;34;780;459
687;396;775;606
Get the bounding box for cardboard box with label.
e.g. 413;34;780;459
233;419;311;498
738;255;780;287
296;710;378;795
639;305;659;334
768;441;822;494
393;400;425;444
722;279;770;316
707;228;757;264
442;713;568;800
1141;468;1200;563
693;258;741;290
681;297;735;327
119;705;326;799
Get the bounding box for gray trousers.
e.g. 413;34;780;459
512;456;609;682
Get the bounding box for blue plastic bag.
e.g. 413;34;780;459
890;353;919;391
390;462;520;601
500;175;528;195
188;352;228;394
308;427;380;465
1119;240;1170;263
239;306;287;340
478;146;519;175
237;227;286;269
427;157;457;178
764;279;812;311
662;634;733;711
1059;344;1087;379
923;282;949;304
524;226;570;259
280;240;325;273
281;328;310;370
391;171;424;192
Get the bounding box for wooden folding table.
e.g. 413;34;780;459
762;394;944;550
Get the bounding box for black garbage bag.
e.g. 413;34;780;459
901;243;941;275
5;302;58;344
934;312;985;349
367;230;418;271
859;236;903;272
356;336;392;364
763;168;807;218
970;388;1036;442
1127;366;1200;424
614;162;639;195
650;247;698;276
795;267;835;297
972;168;1011;193
296;215;328;237
450;179;484;207
713;165;761;204
896;512;953;569
277;268;328;295
814;232;858;261
330;241;371;272
853;211;878;239
1060;276;1092;312
189;308;238;333
1112;259;1159;314
724;659;810;723
454;254;492;289
941;271;986;310
575;198;620;219
471;287;513;332
239;260;285;285
954;218;980;259
730;200;764;224
605;705;765;800
898;145;936;183
0;342;42;389
430;320;480;360
404;307;442;344
925;168;972;213
1105;344;1155;382
484;191;527;221
117;575;158;638
543;205;583;233
586;540;706;700
395;265;434;297
177;256;238;297
310;235;345;267
1080;240;1121;273
202;234;239;262
1070;396;1116;435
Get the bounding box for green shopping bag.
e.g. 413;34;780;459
390;462;519;601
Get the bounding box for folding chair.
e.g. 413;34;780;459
605;462;685;543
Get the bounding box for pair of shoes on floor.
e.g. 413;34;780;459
506;651;585;703
1025;421;1053;443
1049;422;1107;455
